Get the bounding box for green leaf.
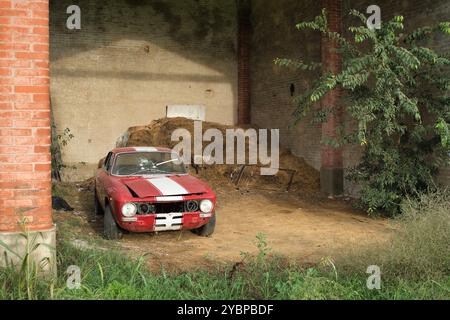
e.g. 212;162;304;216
436;119;450;148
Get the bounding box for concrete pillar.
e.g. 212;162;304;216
320;0;344;196
0;0;55;274
237;0;251;125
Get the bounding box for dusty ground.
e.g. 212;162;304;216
54;182;393;272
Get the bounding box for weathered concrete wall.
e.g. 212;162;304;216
50;0;238;180
0;226;56;276
250;0;450;190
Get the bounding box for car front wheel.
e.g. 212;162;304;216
192;213;216;237
103;206;122;240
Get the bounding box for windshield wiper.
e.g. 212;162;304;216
155;158;179;167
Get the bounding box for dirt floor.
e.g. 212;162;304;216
54;117;394;271
54;182;394;272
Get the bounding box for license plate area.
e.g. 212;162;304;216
154;213;183;231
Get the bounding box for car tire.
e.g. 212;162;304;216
103;206;122;240
193;213;216;237
94;190;104;216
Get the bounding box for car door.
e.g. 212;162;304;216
96;152;113;209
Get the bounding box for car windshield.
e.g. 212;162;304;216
112;152;186;176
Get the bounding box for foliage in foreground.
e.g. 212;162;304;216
1;241;448;300
336;189;450;280
0;191;449;300
276;9;450;215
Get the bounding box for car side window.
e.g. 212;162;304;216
103;152;113;172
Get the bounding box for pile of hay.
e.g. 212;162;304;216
116;118;320;196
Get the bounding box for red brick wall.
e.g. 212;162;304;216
0;0;52;232
250;0;322;168
238;0;251;125
320;0;343;170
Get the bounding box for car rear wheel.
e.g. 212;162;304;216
94;190;104;216
192;213;216;237
103;206;122;240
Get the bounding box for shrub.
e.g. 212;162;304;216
275;9;450;215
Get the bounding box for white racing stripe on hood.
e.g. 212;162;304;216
147;177;189;196
134;147;158;152
156;196;184;202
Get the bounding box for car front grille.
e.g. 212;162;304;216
136;201;199;215
155;202;185;214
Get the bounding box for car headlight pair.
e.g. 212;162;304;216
122;199;213;216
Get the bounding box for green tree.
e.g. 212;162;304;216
276;9;450;215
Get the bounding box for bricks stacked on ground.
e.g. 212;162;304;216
0;0;52;233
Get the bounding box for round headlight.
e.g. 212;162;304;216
200;199;213;213
122;203;137;217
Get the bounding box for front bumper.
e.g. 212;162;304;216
118;212;214;233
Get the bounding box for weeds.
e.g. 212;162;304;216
337;189;450;280
0;231;56;300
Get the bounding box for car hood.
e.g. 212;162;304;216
121;175;210;199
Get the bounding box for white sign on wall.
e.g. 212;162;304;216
166;105;206;121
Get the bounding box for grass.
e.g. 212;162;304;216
336;189;450;280
0;190;449;300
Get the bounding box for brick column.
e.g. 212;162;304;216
237;0;251;125
320;0;344;196
0;0;55;273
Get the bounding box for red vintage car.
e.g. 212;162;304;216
94;147;216;240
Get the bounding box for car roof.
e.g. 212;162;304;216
112;147;174;154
